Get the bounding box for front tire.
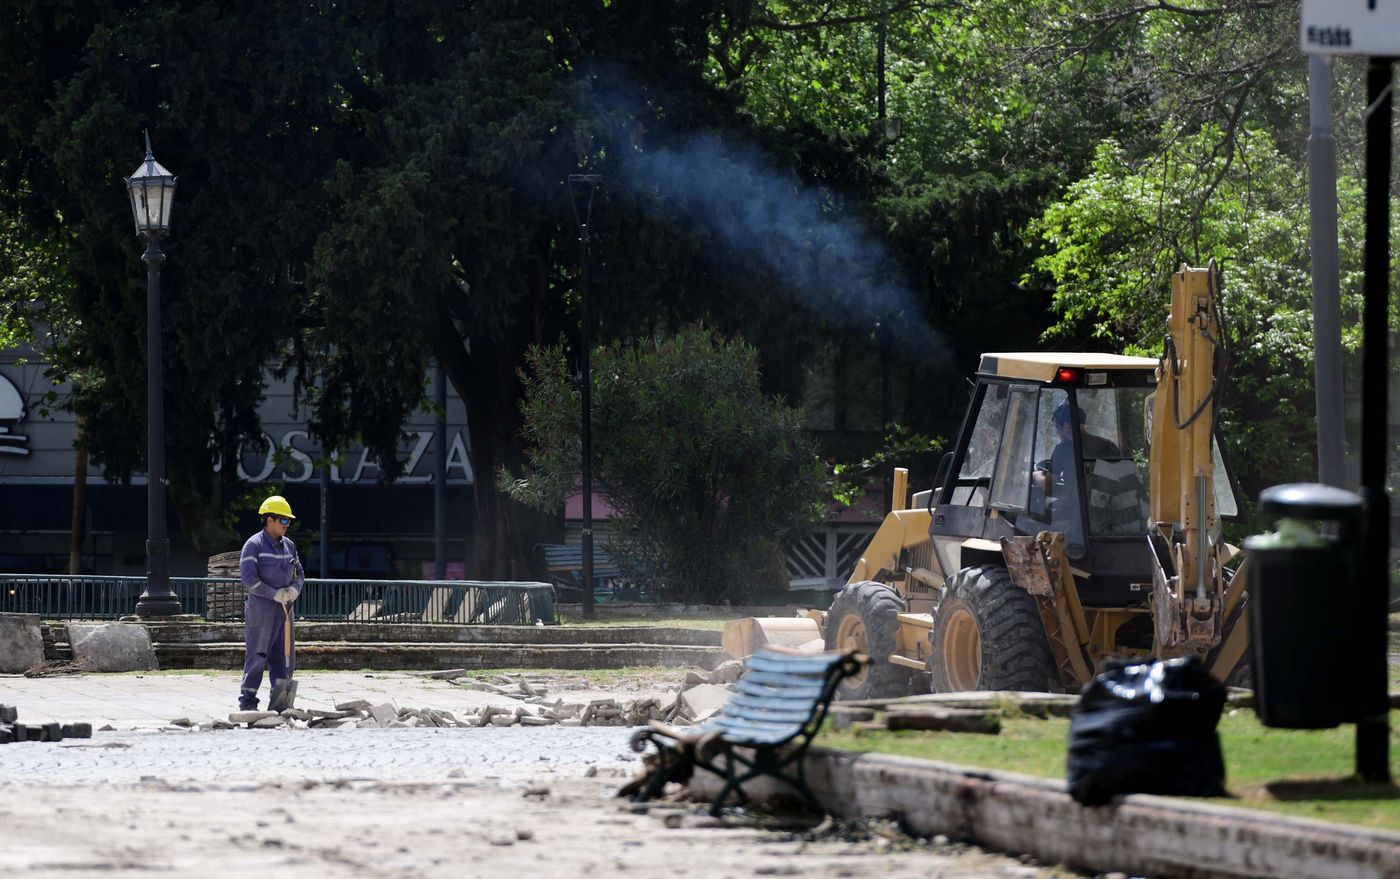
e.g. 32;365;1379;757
929;565;1058;693
824;581;915;700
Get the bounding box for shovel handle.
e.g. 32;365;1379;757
283;603;293;663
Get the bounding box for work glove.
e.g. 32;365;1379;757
273;587;297;605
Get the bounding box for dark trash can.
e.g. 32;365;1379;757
1243;483;1364;729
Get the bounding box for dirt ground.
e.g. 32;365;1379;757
0;667;1088;878
0;776;1080;878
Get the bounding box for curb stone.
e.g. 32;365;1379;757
688;747;1400;879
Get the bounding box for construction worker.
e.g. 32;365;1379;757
237;495;304;710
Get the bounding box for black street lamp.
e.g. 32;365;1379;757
125;131;180;617
568;173;601;619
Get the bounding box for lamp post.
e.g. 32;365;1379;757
568;173;601;619
125;131;181;617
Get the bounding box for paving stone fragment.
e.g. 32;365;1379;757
335;700;372;712
279;709;313;721
519;716;554;726
230;711;278;724
65;622;158;672
308;709;354;719
707;660;744;685
424;668;470;680
251;716;286;729
169;718;193;727
489;714;517;727
679;684;730;723
369;703;397;724
0;614;44;674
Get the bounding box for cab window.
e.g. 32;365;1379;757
989;386;1038;511
951;383;1008;506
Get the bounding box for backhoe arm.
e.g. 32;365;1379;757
1149;262;1227;653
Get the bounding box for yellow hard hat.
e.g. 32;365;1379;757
258;495;295;519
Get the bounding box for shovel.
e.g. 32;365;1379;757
268;602;298;712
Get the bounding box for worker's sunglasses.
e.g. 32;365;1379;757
274;516;291;526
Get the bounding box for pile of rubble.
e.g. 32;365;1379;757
0;702;93;743
210;662;746;732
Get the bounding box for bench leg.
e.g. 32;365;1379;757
709;752;743;817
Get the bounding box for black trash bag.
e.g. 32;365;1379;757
1066;655;1227;806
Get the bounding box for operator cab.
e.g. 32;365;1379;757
928;353;1242;608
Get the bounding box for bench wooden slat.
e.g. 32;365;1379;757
734;678;828;700
744;651;852;675
734;669;832;691
727;691;828;716
710;719;807;746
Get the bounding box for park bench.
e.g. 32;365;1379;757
534;543;633;602
627;646;864;816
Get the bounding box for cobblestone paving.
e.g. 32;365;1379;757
0;726;639;783
0;673;1075;878
0;669;664;730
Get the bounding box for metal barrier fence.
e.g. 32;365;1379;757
0;575;556;625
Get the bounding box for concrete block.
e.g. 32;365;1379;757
679;683;730;723
829;706;876;731
0;704;17;723
0;613;44;674
0;725;12;744
707;660;744;685
65;622;158;672
885;708;1002;735
369;703;397;724
39;722;62;742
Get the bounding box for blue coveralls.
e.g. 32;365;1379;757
238;529;304;710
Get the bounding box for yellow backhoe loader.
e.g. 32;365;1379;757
728;263;1252;699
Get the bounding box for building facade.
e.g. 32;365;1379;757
0;351;474;579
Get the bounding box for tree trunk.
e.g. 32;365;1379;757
434;236;564;580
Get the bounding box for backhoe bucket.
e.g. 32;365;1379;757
721;616;821;659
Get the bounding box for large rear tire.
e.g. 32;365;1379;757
929;565;1058;693
824;581;915;700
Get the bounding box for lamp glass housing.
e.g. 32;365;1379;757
126;152;177;235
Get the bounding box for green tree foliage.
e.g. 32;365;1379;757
504;326;825;603
1027;126;1371;496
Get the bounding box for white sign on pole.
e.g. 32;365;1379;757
1301;1;1400;56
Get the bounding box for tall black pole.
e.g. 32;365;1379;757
579;214;595;620
1357;56;1392;783
434;361;448;580
569;174;601;619
134;232;179;616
